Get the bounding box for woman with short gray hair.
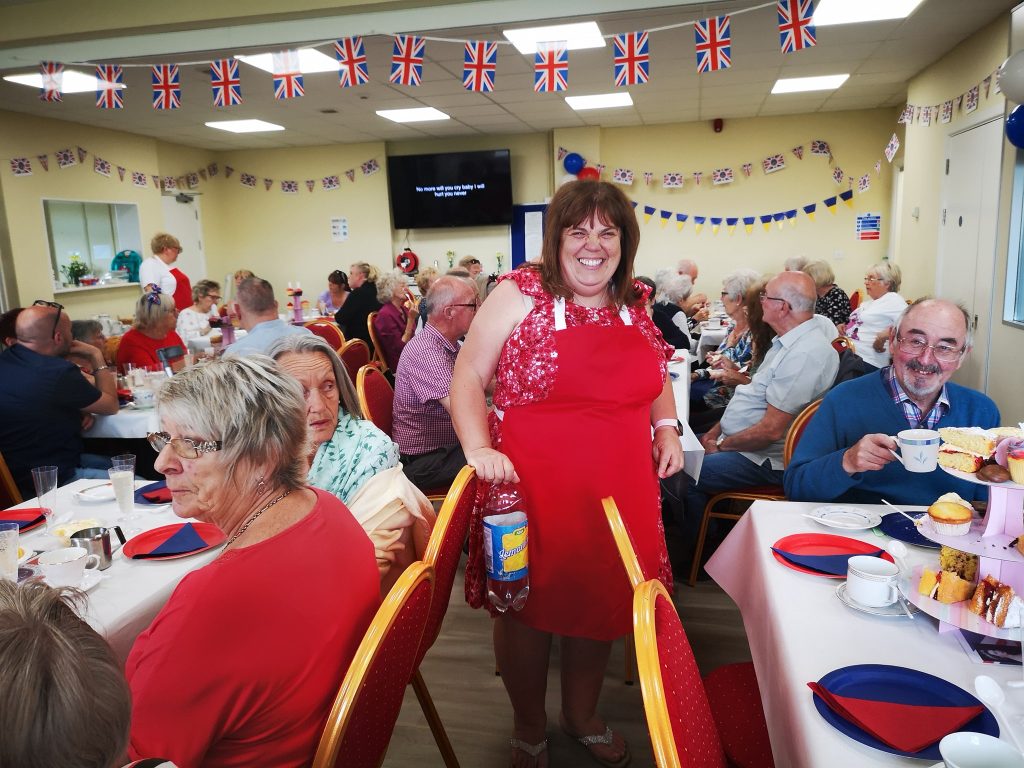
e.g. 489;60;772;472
846;261;906;370
127;355;380;767
802;259;851;326
115;289;185;372
373;268;419;371
652;270;694;350
176;279;222;341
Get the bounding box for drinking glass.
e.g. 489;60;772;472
31;465;59;534
0;522;18;581
109;455;138;523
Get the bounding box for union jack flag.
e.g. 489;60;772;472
463;41;497;92
93;157;111;177
132;171;147;188
151;65;181;110
322;175;340;190
281;180;299;194
10;158;32;176
272;51;304;99
95;65;123;109
712;167;734;185
694;16;731;73
390;35;424;86
210;59;242;107
777;0;816;54
810;139;830;156
40;61;63;102
763;153;786;174
334;37;369;88
534;43;568;93
663;172;684;188
240;172;256;188
613;31;649;87
55;148;76;169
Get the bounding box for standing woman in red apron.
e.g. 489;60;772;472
140;233;192;311
451;180;684;768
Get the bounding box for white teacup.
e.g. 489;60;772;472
846;555;899;607
37;547;100;587
940;732;1024;768
706;316;722;329
889;428;940;473
133;388;155;408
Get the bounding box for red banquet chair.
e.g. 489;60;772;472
339;338;370;387
367;311;386;370
0;450;22;508
356;364;394;439
633;578;775;768
305;320;345;353
311;562;435;768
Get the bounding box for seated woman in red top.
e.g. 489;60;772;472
373;269;419;372
116;289;186;372
126;356;380;767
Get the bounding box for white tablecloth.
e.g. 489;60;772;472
84;408;159;439
16;478;219;664
695;324;729;362
669;352;704;482
705;500;1024;767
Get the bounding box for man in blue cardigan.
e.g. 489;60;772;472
785;298;999;505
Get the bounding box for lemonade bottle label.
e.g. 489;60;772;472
483;512;528;581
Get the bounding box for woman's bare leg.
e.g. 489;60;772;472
495;615;553;767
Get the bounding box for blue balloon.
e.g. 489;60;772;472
1007;104;1024;148
563;152;584;174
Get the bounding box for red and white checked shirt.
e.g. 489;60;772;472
392;323;460;455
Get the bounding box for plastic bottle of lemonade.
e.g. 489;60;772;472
483;483;530;612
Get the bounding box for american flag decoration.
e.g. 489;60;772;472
612;168;634;185
643;171;654;186
832;166;844;184
613;31;650;87
273;51;304;99
694;16;731;73
712;167;734;185
965;85;979;113
132;171;147;188
263;179;273;191
762;154;786;174
37;155;49;171
463;41;497;92
117;166;126;181
281;180;299;194
95;65;123;109
663;172;684;188
885;133;900;163
777;0;816;54
390;35;425;86
858;174;871;193
151;65;181;110
55;148;76;169
187;172;199;189
741;162;753;177
345;169;356;182
323;175;340;190
210;59;242;107
534;42;568;93
305;180;315;193
40;61;63;102
693;171;703;186
362;158;380;176
920;106;932;127
791;145;804;160
334;37;369;88
207;163;219;177
93;157;111;177
162;176;177;191
10;158;32;176
810;139;830;156
240;172;256;188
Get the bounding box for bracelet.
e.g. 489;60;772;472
93;364;114;374
653;418;680;435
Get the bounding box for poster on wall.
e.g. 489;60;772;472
856;212;880;241
330;216;349;242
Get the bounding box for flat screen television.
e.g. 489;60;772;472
387;149;513;229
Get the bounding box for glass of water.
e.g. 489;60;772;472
109;455;137;523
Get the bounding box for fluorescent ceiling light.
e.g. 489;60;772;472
565;92;633;111
503;22;605;55
236;48;337;74
376;107;450;123
813;0;925;26
772;74;849;94
3;69;121;94
205;119;285;133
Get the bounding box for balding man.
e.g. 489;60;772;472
223;277;310;358
785;298;999;505
0;302;118;496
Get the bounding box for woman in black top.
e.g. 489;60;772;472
803;259;851;328
334;262;382;349
651;270;694;351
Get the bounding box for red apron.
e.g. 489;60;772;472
169;268;192;312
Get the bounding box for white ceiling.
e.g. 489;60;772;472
0;0;1016;150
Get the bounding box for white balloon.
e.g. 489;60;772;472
998;51;1024;103
559;173;577;186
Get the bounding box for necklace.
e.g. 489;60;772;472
224;488;292;548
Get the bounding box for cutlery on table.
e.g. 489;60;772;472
974;675;1024;753
882;498;924;526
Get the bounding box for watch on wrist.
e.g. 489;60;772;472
715;433;727;448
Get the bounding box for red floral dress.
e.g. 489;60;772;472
465;268;674;641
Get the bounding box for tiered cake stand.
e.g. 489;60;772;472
897;467;1024;639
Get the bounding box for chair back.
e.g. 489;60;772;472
155;345;185;376
339;338;370;385
849;289;862;311
830;336;855;354
305;321;345;352
782;398;821;467
0;450;22;508
367;311;385;368
356;364;394;438
312;562;435;768
103;335;121;366
602;497;645;590
634;579;728;768
418;466;476;662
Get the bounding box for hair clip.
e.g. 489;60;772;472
144;289;163;306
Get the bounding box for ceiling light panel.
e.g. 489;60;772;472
503;22;605;55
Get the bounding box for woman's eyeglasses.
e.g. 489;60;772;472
148;431;222;459
32;299;63;338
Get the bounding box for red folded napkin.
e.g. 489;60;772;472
142;487;171;503
808;681;984;753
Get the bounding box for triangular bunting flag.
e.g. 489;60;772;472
760;214;773;231
345;169;356;182
743;216;755;234
207;163;219;177
824;196;838;213
264;178;273;191
642;205;655;224
224;166;234;179
803;203;816;220
675;213;688;231
557;147;568;161
693;171;703;186
76;146;88;163
741;162;753;177
659;210;671;228
785;210;797;226
839;190;854;207
306;180;315;192
726;216;738;235
37;155;48;171
198;168;207;181
644;172;654;186
693;216;706;235
117;166;126;181
792;145;804;160
710;216;722;235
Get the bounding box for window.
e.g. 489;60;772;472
43;200;141;287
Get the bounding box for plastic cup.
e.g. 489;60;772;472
0;522;18;581
31;465;59;533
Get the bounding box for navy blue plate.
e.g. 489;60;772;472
877;511;939;550
812;664;997;760
134;480;167;505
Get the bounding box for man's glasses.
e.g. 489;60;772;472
32;300;63;338
895;334;965;363
450;303;478;312
758;291;789;308
148;431;222;459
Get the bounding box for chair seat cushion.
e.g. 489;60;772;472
703;662;775;768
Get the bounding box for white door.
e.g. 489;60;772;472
160;194;207;281
935;117;1003;392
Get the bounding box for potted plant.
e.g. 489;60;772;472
60;253;91;286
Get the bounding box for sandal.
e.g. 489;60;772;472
509;736;548;768
559;715;631;768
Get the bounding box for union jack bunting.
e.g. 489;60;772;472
40;61;63;102
920;106;932;127
712;167;734;185
792;145;804;160
643;172;653;185
885;133;900;163
132;171;147;188
762;154;785;174
186;172;199;188
810;139;830;156
613;31;649;87
345;169;355;182
663;172;684;188
463;41;497;92
210;59;242;107
37;155;48;171
858;174;870;193
694;16;731;73
965;85;979;113
55;148;76;169
151;65;181;110
322;175;340;190
361;158;380;176
612;168;634;185
777;0;816;54
264;179;273;191
832;166;844;184
693;171;703;185
117;166;126;181
334;37;369;88
161;176;177;191
240;172;256;188
272;51;304;99
741;162;753;177
281;180;299;194
10;158;32;176
207;163;219;177
534;43;568;93
390;35;425;86
94;157;111;177
95;65;123;109
305;180;315;192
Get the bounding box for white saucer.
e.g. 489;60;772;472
43;569;103;592
74;483;116;504
808;505;883;531
836;583;918;617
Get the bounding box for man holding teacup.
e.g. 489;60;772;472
785;298;999;505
